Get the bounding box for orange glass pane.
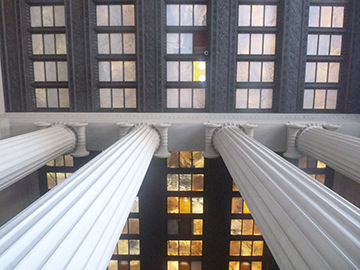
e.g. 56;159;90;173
232;182;239;192
253;241;264;256
240;262;251;270
168;261;179;270
179;241;191;256
179;261;190;270
122;220;128;234
119;261;129;270
193;151;204;168
241;241;252;256
168;197;179;213
317;161;326;168
242;219;254;235
168;152;180;168
254;222;262;235
118;240;129;255
232;197;243;214
315;174;325;185
128;218;139;234
252;261;262;270
108;260;119;270
180;151;192;168
230;241;241;256
191;240;202;256
192;174;204;191
193;219;203;235
231;219;242;235
229;261;240;270
243;201;251;214
168;240;179;256
180;197;191;213
130;260;140;270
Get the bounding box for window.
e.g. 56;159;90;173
303;4;345;110
236;3;278;110
298;156;327;185
46;155;74;189
166;4;208;110
95;3;137;110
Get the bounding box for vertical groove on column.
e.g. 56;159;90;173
213;126;360;270
0;125;159;270
297;127;360;184
0;125;76;191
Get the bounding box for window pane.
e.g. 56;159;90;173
109;5;121;26
318;35;330;55
320;6;332;27
332;7;344;28
303;89;314;109
193;88;205;109
314;89;326;109
328;62;340;83
32;34;43;54
180;88;192;108
264;5;277;26
100;88;111;108
263;34;276;54
168;241;179;256
261;89;273;109
241;241;252;256
236;89;248;109
262;62;274;82
30;7;42;27
180;34;193;54
36;88;47;108
56;34;67;54
242;219;254;235
168;197;179;213
124;88;136;108
123;5;135;26
238;34;249;54
248;89;260;109
180;62;192;81
124;61;136;81
251;5;264;26
168;219;179;234
167;62;179;81
47;88;58;108
167;88;179;108
237;62;249;82
97;6;108;26
179;174;191;191
249;62;261;82
330;35;342;55
193;219;203;235
192;197;203;213
307;34;318;55
167;5;179;26
57;62;68;81
179;240;190;256
230;241;241;256
167;174;179;191
250;34;262;54
194;5;207;26
231;219;242;235
253;241;264;256
44;34;55;54
45;61;56;81
111;34;123;54
180;197;191;213
123;34;136;54
191;241;202;256
238;6;251;26
99;61;110;81
232;197;243;214
305;63;316;82
180;5;193;26
309;6;320;27
316;62;328;82
42;6;54;27
326;89;337;109
192;174;204;191
112;88;124;108
167;33;179;54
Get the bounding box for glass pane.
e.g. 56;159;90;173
192;174;204;191
167;5;179;26
238;34;249;54
100;88;111;108
54;6;65;27
233;182;239;192
168;197;179;213
241;262;251;270
168;219;179;234
130;261;140;270
112;61;124;81
118;240;129;255
332;7;344;28
45;61;56;81
254;222;262;235
179;174;191;191
231;219;242;235
109;5;121;26
123;5;135;26
194;5;207;26
317;161;326;168
122;220;128;234
167;33;179;54
168;152;179;168
180;34;193;54
180;62;192;81
128;218;139;234
57;62;68;81
129;240;140;255
241;241;252;256
108;260;118;270
250;34;263;54
229;261;240;270
191;261;201;270
124;61;136;81
111;34;123;54
314;89;326;109
47;88;58;108
55;156;64;166
232;197;243;214
307;34;318;55
230;241;241;256
237;62;249;82
167;62;179;81
47;172;56;189
193;152;204;168
238;6;250;26
167;174;179;191
305;63;316;82
98;34;109;54
179;241;190;256
263;34;276;54
261;89;273;109
318;35;330;55
251;5;264;26
309;6;320;27
34;62;45;81
298;156;308;168
30;7;42;27
303;89;314;109
193;219;203;235
328;62;340;83
236;89;248;109
99;61;110;81
167;89;179;108
32;34;43;54
124;88;136;108
180;88;192;108
44;34;55;54
131;197;139;213
179;219;191;234
191;241;202;256
252;262;262;270
97;6;108;26
123;34;136;54
168;241;179;256
180;197;191;213
249;62;261;82
112;88;124;108
35;88;47;108
264;5;277;26
330;35;342;55
242;219;254;235
180;151;191;168
316;174;325;184
179;262;190;270
326;89;337;109
253;241;264;256
56;34;67;54
262;62;274;82
193;88;205;109
180;5;193;26
320;6;332;27
248;89;260;109
193;61;206;82
42;6;54;27
192;197;203;213
243;202;250;214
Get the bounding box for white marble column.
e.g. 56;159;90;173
0;124;77;192
205;124;360;270
284;123;360;184
0;124;169;270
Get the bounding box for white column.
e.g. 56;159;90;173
284;123;360;184
206;124;360;270
0;124;166;270
0;124;77;192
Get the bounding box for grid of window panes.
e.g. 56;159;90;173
28;3;70;109
303;4;345;110
95;3;137;109
167;152;204;270
46;155;74;189
229;183;265;270
236;3;278;110
166;4;207;110
108;197;141;270
298;156;327;185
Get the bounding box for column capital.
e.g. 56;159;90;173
67;123;89;157
283;122;305;159
34;122;52;130
117;122;135;139
323;123;341;131
203;122;222;158
153;123;171;158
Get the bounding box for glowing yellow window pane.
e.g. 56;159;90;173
122;220;128;234
56;172;66;184
168;152;180;168
180;197;191;213
119;261;129;270
241;241;252;256
317;161;326;168
252;261;262;270
240;262;251;270
179;240;191;256
129;218;140;234
254;222;262;235
192;197;203;213
231;219;242;235
193;219;203;235
47;172;56;189
168;261;179;270
191;240;202;256
168;240;179;256
64;155;74;166
230;241;241;256
168;174;179;191
242;219;254;235
130;260;140;270
232;182;239;191
315;174;325;185
118;240;129;255
180;151;192;168
229;261;240;270
193;151;204;168
232;197;243;214
108;260;118;270
179;261;190;270
193;61;206;82
55;155;64;166
168;197;179;213
192;174;204;191
243;201;251;214
47;159;55;166
253;241;264;256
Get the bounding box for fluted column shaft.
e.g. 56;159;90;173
0;124;160;270
297;127;360;183
0;124;76;191
212;126;360;270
